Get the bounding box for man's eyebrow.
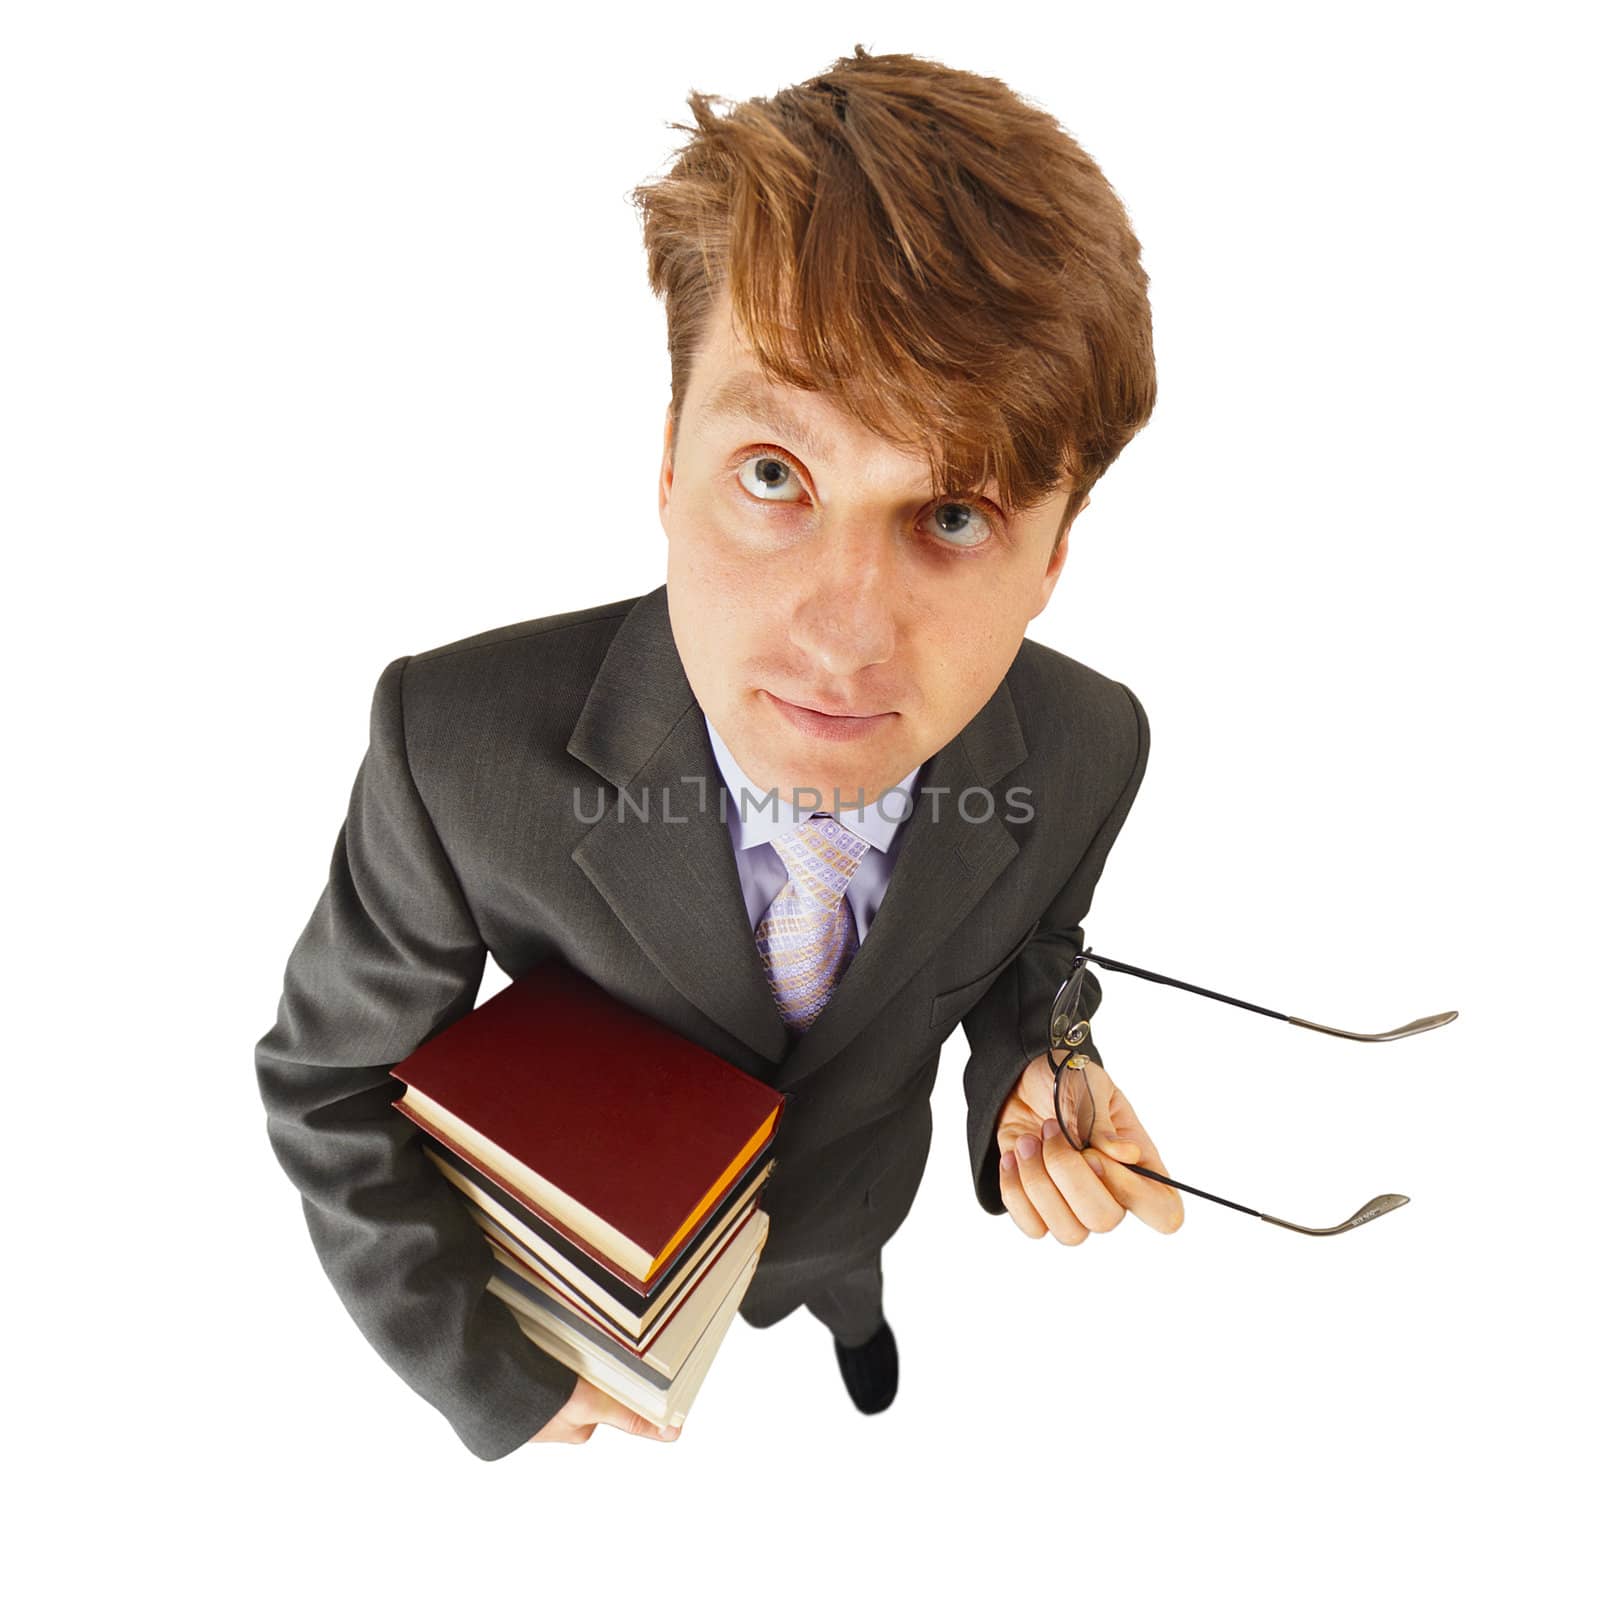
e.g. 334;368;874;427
697;373;836;465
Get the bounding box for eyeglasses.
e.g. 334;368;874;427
1047;948;1458;1236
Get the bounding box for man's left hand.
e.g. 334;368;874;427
995;1052;1185;1242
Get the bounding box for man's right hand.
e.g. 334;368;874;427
530;1375;683;1444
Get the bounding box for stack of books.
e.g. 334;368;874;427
390;957;785;1430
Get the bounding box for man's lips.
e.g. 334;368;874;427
763;690;898;742
767;691;895;719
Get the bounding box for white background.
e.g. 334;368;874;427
6;3;1593;1595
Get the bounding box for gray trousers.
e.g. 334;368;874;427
736;1245;888;1348
801;1251;886;1348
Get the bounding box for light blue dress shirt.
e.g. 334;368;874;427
703;711;924;949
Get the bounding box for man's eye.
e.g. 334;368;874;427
734;449;997;550
736;453;806;503
925;501;994;549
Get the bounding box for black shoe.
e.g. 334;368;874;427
833;1317;898;1414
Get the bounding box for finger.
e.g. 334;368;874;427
1040;1119;1126;1233
1083;1061;1146;1164
1091;1126;1144;1165
998;1142;1051;1238
1095;1137;1185;1234
1013;1130;1091;1246
1073;1066;1182;1231
592;1389;682;1440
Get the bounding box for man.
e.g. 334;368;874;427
254;45;1182;1461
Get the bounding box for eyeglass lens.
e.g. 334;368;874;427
1049;967;1098;1150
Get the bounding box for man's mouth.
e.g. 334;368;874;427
763;690;897;743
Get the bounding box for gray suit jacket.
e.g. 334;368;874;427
255;583;1149;1459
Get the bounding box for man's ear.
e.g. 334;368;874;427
657;403;675;536
1032;494;1088;618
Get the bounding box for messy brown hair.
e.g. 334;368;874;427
629;44;1157;556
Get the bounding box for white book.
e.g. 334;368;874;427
503;1238;763;1429
484;1203;767;1379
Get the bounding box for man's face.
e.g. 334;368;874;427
659;286;1078;810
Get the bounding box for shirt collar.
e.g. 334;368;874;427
703;709;922;855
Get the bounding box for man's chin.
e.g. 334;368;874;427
728;703;927;808
757;752;915;815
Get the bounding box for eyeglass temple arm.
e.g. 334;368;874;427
1118;1160;1411;1235
1077;951;1457;1041
1050;1042;1414;1234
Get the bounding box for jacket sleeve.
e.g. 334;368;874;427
961;682;1152;1215
254;654;579;1459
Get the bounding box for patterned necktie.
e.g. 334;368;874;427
754;812;872;1034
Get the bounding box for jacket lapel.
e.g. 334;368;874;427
566;584;1029;1092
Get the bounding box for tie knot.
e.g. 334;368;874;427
769;813;871;912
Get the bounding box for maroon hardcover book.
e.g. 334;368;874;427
390;957;785;1286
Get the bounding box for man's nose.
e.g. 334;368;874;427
786;537;896;677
